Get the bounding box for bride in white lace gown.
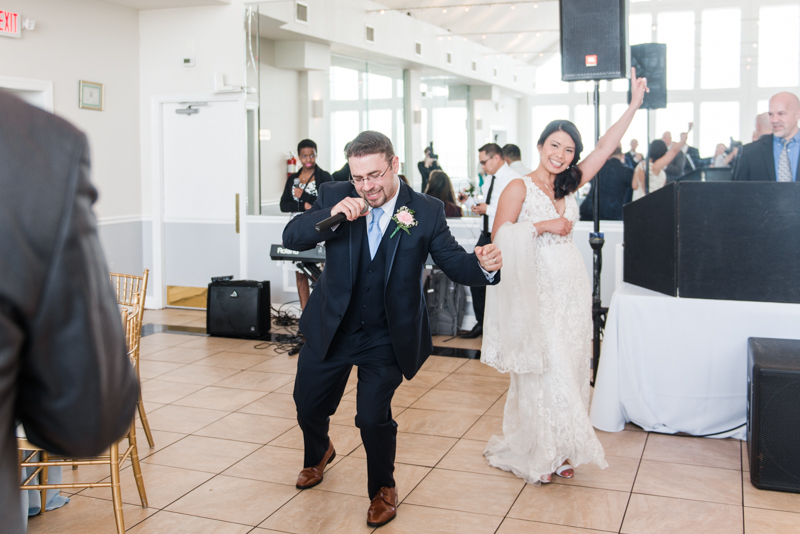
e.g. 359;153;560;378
481;69;648;484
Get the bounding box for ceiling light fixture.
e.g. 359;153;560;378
482;34;487;39
539;52;544;57
380;9;385;14
443;8;447;13
465;7;469;11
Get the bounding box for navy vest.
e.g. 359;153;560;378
339;221;391;346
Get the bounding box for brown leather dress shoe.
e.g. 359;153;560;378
367;486;398;527
295;440;336;489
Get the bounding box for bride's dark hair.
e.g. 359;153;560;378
537;120;584;200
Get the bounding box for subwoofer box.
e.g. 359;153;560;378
747;338;800;493
206;280;271;338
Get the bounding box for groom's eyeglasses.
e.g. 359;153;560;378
350;164;392;185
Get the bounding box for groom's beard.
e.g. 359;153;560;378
361;187;387;208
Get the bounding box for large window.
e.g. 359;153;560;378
699;102;740;156
658;12;695;91
574;104;608;154
700;9;741;89
420;80;468;186
758;5;800;88
656;103;695;146
535;54;569;95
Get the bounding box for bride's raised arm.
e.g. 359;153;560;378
576;68;648;187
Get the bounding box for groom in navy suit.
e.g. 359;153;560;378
283;131;502;527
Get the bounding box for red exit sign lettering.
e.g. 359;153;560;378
0;10;20;38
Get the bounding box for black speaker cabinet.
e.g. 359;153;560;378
628;43;667;109
623;182;800;303
207;280;271;338
748;337;800;493
559;0;629;81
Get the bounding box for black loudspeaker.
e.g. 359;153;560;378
747;338;800;493
623;182;800;303
628;43;667;109
559;0;629;81
207;280;271;338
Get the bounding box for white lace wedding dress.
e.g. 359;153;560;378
481;176;607;484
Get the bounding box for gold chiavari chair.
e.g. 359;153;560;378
109;269;154;448
18;304;148;534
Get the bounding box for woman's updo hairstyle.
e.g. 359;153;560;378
537;120;584;200
648;139;668;162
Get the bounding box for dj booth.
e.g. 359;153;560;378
590;182;800;439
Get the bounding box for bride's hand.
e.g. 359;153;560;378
546;217;573;236
629;67;649;110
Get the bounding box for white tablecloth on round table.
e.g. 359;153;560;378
590;283;800;440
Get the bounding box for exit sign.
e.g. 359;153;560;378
0;10;20;38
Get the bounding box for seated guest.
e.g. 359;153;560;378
712;143;738;167
624;139;644;169
579;145;633;221
632;130;688;201
1;91;139;534
280;139;332;310
735;92;800;182
425;170;462;217
502;143;533;176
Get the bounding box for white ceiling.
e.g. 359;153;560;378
374;0;561;65
100;0;231;10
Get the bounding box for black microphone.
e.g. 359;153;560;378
316;200;368;233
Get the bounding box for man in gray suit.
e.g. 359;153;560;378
0;91;140;533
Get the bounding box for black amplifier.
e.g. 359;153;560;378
206;280;271;338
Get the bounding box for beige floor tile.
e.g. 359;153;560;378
57;463;116;486
137;360;187;380
138;345;172;359
552;455;640;492
181;318;208;328
166;474;298;526
634;459;742;505
155;364;241;386
143;435;259;474
624;422;645;432
215;370;295;392
411;388;500;415
329;399;357;426
745;507;800;534
139;346;218;364
248;355;300;375
222;445;340;485
642;434;741;470
391;384;429;408
497;518;608;533
463;415;504;441
144;404;228;434
350;432;457;467
172;386;266;412
81;463;214;509
743;471;800;513
509;484;628;532
437;438;516;478
224;340;282;357
269;423;362;456
420;355;468;373
594;429;647;460
395;408;481;438
140;379;205;404
134;430;187;459
273;380;295;394
742;444;750;472
175;336;254;352
127;510;252;533
25;494;155;534
431;335;482;350
238;392;297;419
259;489;374;533
315;456;430;501
486;394;507;417
405;369;450;389
406;467;524;516
434;372;509;397
194;412;297;444
140;333;195;348
380;503;503;533
194;352;273;370
453;358;506;377
621;493;743;534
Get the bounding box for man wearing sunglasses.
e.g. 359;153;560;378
283;131;502;528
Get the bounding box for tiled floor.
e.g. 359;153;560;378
26;308;800;533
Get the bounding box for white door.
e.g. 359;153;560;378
161;98;246;308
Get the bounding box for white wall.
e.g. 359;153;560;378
0;0;141;220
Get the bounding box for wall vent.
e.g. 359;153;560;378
296;1;308;23
446;52;452;65
366;26;375;43
415;42;422;56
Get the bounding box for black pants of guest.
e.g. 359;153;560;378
293;328;403;499
468;230;492;326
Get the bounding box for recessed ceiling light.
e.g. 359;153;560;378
482;34;486;39
380;9;385;14
539;52;544;57
442;8;447;13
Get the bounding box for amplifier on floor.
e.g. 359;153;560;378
207;279;271;338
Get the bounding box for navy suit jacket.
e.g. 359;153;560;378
283;180;499;379
733;134;798;182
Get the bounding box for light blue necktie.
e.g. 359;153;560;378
368;207;384;259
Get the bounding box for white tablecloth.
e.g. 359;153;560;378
590;283;800;440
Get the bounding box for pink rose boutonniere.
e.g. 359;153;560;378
390;206;418;238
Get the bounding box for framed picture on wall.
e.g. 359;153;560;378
79;80;103;111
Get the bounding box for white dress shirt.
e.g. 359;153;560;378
484;162;522;231
509;160;533;178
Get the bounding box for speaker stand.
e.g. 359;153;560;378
590;81;608;386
